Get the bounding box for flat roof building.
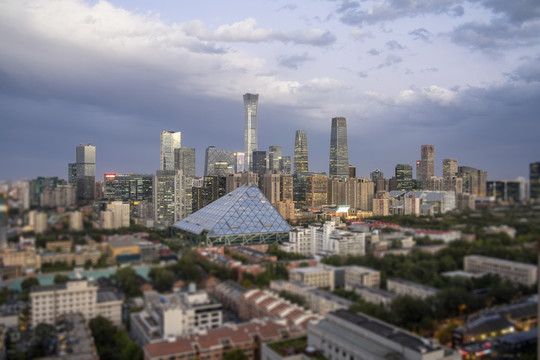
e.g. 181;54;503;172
464;255;537;286
308;310;459;360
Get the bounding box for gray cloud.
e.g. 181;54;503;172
386;40;405;51
409;28;432;42
337;0;465;26
277;52;315;69
277;3;298;11
451;18;540;50
508;55;540;83
358;71;368;78
377;54;402;68
367;48;381;56
472;0;540;24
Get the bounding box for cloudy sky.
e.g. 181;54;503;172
1;0;539;182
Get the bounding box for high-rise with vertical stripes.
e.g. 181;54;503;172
294;130;308;174
329;117;349;179
243;93;259;172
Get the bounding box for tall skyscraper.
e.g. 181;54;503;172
252;151;267;176
529;162;540;200
243;93;259;172
160;131;181;171
442;159;458;179
268;146;282;173
329;117;349;179
420;145;434;184
395;164;413;191
76;144;95;202
175;147;196;178
234;152;245;173
294;130;308;174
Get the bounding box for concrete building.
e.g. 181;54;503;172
69;211;83;231
153;170;191;228
101;201;130;229
0;249;41;271
343;265;380;288
226;172;258;193
419;145;435;185
403;195;421;216
130;289;223;345
30;279;122;328
346;284;396;308
289;267;335;290
308;310;459;360
387;279;439;299
76;144;96;202
464;255;537;286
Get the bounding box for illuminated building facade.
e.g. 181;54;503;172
294;130;308;174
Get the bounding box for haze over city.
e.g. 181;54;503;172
1;0;539;181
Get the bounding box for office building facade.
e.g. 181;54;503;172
530;162;540;200
294;130;308;174
160;131;181;171
419;145;434;184
204;146;235;176
76;144;96;202
329;117;349;179
268;146;282;173
243;93;259;171
395;164;413;191
153;170;191;228
174;147;196;178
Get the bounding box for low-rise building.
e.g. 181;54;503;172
130;289;223;346
464;255;537;286
343;266;380;288
0;249;41;271
309;310;459;360
289;267;335;290
209;280;247;313
238;289;320;329
144;320;305;360
30;279;122;328
387;279;439;299
345;284;397;308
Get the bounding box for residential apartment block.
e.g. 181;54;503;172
30;279;122;328
387;279;439;299
464;255;537;286
130;289;223;346
343;265;380;288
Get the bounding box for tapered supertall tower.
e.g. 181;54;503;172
329;117;349;179
243;93;259;172
294;130;308;174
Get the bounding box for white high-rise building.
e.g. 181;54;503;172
243;93;259;172
153;170;191;228
160;131;181;171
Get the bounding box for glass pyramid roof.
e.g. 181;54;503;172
174;184;292;237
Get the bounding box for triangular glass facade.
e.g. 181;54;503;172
174;185;291;238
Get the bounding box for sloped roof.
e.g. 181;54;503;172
173;184;291;237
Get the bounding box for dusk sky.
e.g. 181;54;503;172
1;0;539;182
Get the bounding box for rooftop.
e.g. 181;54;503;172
465;255;538;269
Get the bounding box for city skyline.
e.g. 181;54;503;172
1;0;539;181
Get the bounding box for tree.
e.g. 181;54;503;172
149;267;176;293
28;323;56;358
223;348;248;360
21;277;40;293
110;267;142;298
53;274;70;284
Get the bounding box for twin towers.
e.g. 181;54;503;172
243;93;349;178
